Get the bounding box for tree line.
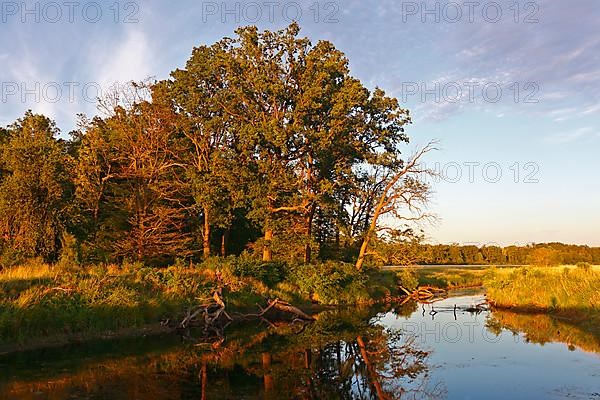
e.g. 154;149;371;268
372;241;600;266
0;24;436;269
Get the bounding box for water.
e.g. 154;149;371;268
1;292;598;399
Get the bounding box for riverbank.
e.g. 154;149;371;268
0;258;403;348
3;260;599;352
484;265;600;339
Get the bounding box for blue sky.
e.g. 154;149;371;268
1;0;599;246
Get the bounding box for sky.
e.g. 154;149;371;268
1;0;599;246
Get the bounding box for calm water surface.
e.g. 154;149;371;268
1;292;598;399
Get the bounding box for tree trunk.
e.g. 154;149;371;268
355;204;382;271
263;228;273;262
355;237;370;272
220;229;229;257
355;180;390;271
356;336;389;400
304;204;317;264
304;244;312;265
203;206;211;258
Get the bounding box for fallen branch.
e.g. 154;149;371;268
269;299;315;321
179;294;315;332
181;288;231;329
398;286;448;303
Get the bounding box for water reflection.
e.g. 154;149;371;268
487;308;600;355
1;294;599;400
191;305;444;399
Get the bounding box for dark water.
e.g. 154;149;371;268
1;292;599;399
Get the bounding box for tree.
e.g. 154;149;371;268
218;24;414;263
0;111;72;261
355;142;437;271
163;43;244;259
72;115;119;260
75;83;191;264
527;246;562;267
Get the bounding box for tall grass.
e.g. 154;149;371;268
0;261;229;345
0;258;397;346
484;266;600;312
416;267;487;289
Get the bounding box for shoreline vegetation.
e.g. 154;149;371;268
1;259;599;354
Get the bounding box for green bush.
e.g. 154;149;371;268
288;261;369;305
200;256;286;287
396;268;418;291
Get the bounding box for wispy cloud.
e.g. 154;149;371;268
546;127;599;144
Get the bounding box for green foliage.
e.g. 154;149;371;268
395;268;419;291
0;111;72;261
200;256;286;287
58;232;80;269
288;261;370;305
0;247;26;269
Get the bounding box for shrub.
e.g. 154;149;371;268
57;232;80;270
396;268;418;291
200;256;286;287
288;261;369;305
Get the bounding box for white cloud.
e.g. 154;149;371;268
580;103;600;116
92;29;155;90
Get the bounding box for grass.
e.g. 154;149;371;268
0;263;208;346
0;259;282;346
484;265;600;311
0;259;403;347
414;266;487;289
484;265;600;340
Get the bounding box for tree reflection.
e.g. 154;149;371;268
193;307;445;399
1;306;445;399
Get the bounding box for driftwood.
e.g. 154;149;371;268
179;290;315;333
398;286;447;305
180;288;233;329
266;299;315;321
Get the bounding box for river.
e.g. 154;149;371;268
1;291;598;399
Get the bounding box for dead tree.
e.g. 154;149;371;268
355;142;438;271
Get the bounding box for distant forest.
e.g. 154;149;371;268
374;242;600;266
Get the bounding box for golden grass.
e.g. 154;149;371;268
0;260;56;282
484;265;600;312
415;267;487;289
